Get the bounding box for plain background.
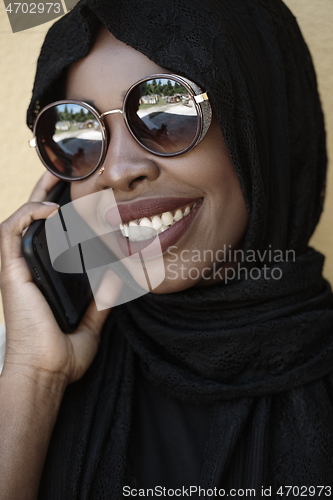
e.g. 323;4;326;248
0;0;332;323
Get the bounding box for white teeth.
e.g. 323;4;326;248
161;211;174;226
120;201;200;242
141;226;154;237
128;221;141;240
140;217;152;228
159;225;168;233
151;216;162;230
174;209;183;221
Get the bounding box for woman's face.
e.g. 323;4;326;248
67;28;248;294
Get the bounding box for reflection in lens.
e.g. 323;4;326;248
126;78;199;154
36;103;103;179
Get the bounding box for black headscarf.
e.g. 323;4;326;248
29;0;333;498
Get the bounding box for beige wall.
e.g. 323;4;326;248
0;1;332;323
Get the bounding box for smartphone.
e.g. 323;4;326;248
21;181;93;333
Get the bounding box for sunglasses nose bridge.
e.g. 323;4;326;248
99;108;136;154
99;109;128;151
99;109;123;119
96;112;160;190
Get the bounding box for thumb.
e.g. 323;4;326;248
89;268;124;312
67;303;110;383
67;272;123;382
79;268;123;335
80;300;112;336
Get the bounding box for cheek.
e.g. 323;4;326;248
70;181;91;201
69;181;111;236
183;119;249;249
208;157;249;251
203;122;247;219
173;116;238;192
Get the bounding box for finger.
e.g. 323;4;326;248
80;299;112;335
67;304;111;382
0;202;59;262
70;269;123;371
28;171;60;202
78;269;123;335
91;269;124;311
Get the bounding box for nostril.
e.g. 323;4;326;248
129;175;147;189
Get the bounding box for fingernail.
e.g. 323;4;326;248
22;227;29;237
42;201;60;207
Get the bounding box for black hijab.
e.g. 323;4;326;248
29;0;333;498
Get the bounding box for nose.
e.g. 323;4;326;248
96;114;160;192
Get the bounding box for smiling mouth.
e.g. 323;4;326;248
119;199;202;242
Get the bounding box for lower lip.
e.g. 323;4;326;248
114;199;203;259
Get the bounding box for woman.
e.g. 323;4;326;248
1;0;333;498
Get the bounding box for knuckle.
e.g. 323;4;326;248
1;204;29;228
22;201;37;213
1;203;37;232
0;218;11;235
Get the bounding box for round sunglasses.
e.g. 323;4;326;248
29;74;212;181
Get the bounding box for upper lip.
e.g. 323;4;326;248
104;197;202;225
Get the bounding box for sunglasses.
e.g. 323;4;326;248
29;73;212;181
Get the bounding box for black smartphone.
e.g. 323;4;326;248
21;181;93;333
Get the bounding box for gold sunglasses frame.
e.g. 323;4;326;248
29;73;212;181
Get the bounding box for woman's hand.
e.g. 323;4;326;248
0;171;121;386
0;171;122;500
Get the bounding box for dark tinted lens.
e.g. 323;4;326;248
126;78;199;154
35;103;103;179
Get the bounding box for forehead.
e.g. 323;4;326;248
65;28;169;106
